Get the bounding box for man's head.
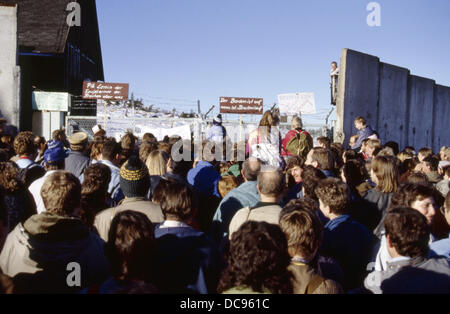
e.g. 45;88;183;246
390;183;436;225
13;131;36;157
41;171;81;216
120;155;150;198
301;165;326;201
257;166;284;199
331;61;338;70
354;116;366;130
417;147;433;162
316;137;331;149
279;202;323;260
213;114;223;125
349;135;359;148
439;147;450;162
286;155;305;184
160;181;194;222
421;155;439;173
291;116;303;130
68;132;88;152
241;157;261;182
52;129;67;144
305;147;334;171
43;140;67;170
315;178;349;218
385;207;430;259
101;140;121;163
366;139;381;158
92;125;106;138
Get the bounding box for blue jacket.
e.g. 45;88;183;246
153;224;221;294
187;161;221;198
282;182;303;206
352;125;375;150
429;234;450;258
320;214;376;290
209;181;260;246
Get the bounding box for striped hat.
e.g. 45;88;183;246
120;155;150;197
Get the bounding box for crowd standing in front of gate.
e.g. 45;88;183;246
0;112;449;294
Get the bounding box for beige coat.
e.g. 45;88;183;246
289;262;343;294
94;197;164;241
228;203;282;239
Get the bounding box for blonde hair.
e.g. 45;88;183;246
146;150;168;176
367;139;381;150
371;156;399;193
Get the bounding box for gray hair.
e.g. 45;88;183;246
257;166;284;197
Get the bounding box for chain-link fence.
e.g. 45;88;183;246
65;116;98;139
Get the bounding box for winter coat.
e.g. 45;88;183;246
319;214;376;290
209;181;260;245
0;212;109;292
152;223;221;294
364;256;450;294
64;151;90;179
205;123;227;143
228;202;282;240
289;261;343;294
363;188;393;238
352;125;375;150
94;197;164;242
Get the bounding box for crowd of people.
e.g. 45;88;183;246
0;112;449;294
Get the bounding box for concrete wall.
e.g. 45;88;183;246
0;4;20;129
336;48;450;153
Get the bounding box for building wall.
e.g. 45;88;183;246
336;48;450;152
0;4;20;129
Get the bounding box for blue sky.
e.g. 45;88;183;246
96;0;450;125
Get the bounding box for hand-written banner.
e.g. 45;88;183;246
220;97;263;114
82;82;129;101
277;93;316;115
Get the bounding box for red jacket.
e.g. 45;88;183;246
281;129;314;157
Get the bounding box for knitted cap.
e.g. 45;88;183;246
120;155;150;197
44;140;68;165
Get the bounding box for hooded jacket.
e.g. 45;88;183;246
0;212;109;292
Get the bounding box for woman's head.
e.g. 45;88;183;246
146;150;169;176
106;211;156;282
218;221;292;294
370;155;399;193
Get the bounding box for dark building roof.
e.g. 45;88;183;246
1;0;73;53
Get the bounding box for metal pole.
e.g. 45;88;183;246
132;93;135;134
197;100;201;116
103;100;107;134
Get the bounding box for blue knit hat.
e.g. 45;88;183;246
44;140;68;165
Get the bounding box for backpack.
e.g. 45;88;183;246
286;130;311;157
18;163;45;187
